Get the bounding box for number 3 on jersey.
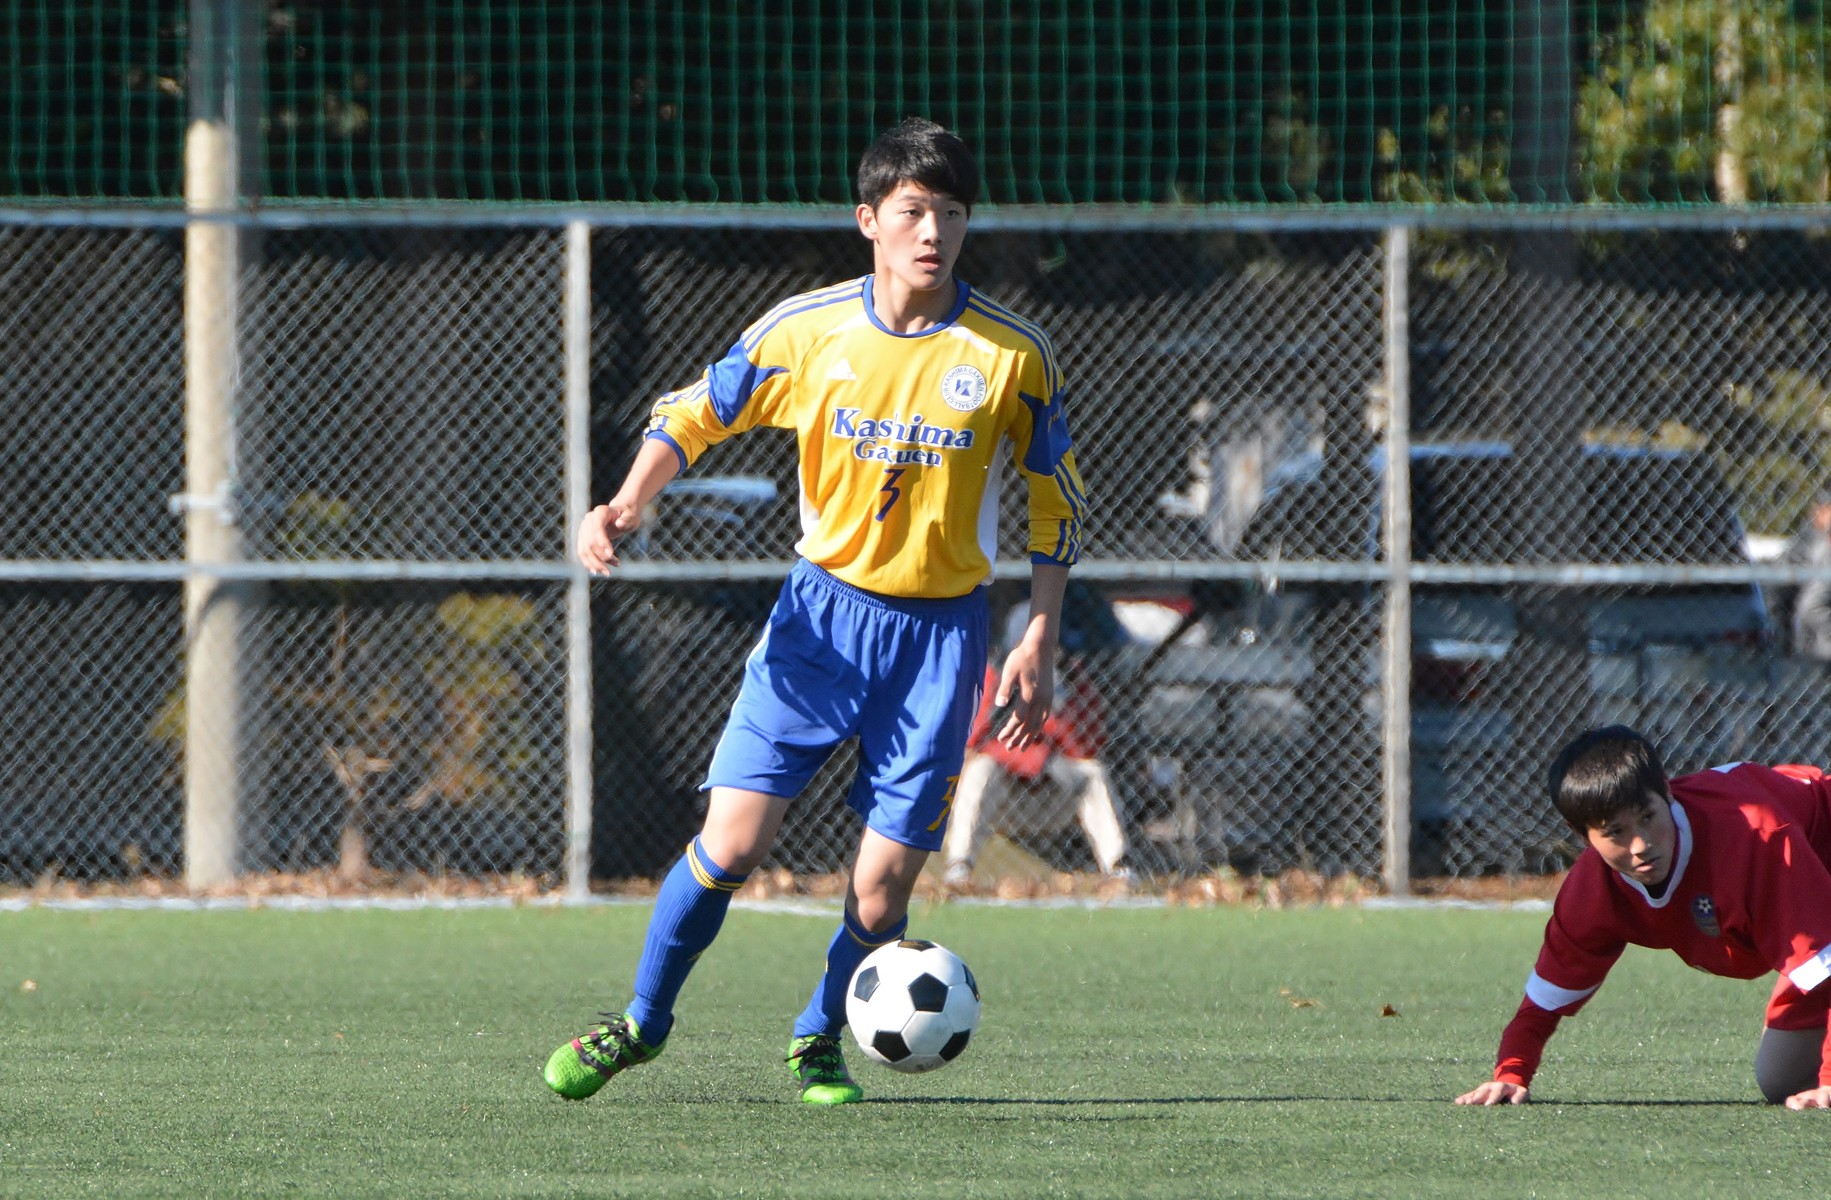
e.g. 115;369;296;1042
875;467;907;522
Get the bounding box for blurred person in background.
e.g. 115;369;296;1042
1791;488;1831;662
944;596;1132;888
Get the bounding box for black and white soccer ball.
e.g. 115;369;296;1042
844;939;981;1074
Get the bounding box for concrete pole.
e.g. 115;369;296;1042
563;221;595;901
181;0;256;887
1380;227;1413;896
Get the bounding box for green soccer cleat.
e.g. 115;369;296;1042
543;1012;664;1100
787;1033;864;1106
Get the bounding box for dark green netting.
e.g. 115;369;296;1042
5;2;1827;206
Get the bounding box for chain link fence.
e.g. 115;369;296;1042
4;213;1830;893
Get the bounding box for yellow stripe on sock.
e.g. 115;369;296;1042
686;841;743;892
844;923;901;949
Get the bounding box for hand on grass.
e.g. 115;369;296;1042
1454;1081;1529;1106
1784;1085;1831;1110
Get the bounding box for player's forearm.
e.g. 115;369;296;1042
609;437;684;510
1012;562;1069;657
1493;999;1562;1087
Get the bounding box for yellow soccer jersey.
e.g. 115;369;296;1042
644;275;1088;599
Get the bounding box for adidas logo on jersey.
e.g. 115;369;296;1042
827;358;857;381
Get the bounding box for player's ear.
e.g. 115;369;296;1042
856;202;878;240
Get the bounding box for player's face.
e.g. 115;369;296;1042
857;183;968;296
1585;792;1677;887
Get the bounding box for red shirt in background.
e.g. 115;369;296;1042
965;661;1107;781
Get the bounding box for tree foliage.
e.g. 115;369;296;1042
1578;0;1831;203
11;1;1824;207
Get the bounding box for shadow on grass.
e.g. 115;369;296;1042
1508;1106;1765;1113
855;1095;1765;1107
676;1090;1769;1108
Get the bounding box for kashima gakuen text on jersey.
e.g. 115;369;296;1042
831;409;976;467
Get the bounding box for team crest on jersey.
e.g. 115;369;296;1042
941;364;988;412
1691;895;1720;937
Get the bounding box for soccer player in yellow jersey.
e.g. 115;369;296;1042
543;119;1089;1104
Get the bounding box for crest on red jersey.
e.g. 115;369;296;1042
1691;895;1721;938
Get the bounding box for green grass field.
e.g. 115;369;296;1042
2;900;1824;1198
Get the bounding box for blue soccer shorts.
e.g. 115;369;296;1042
703;558;989;851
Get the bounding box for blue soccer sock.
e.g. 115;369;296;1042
625;837;748;1046
792;908;908;1039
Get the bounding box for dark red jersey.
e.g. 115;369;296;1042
1493;762;1831;1088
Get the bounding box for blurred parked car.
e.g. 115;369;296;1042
1114;441;1774;875
621;474;781;561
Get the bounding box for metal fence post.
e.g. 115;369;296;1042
1380;225;1413;895
564;220;595;901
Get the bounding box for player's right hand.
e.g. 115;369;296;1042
1453;1080;1529;1106
576;502;642;576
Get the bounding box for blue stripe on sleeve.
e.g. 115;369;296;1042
1030;514;1083;566
645;429;689;474
707;343;787;427
1018;389;1075;476
1053;462;1088;519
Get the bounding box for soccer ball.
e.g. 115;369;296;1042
845;939;981;1073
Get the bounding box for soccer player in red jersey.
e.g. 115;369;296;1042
1455;725;1831;1110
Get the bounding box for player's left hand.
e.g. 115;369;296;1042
1784;1085;1831;1110
991;641;1054;750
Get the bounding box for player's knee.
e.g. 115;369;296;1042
1755;1062;1814;1104
696;830;771;874
1754;1028;1819;1104
698;790;787;871
1757;1078;1788;1105
850;883;916;934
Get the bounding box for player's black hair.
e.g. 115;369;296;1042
1546;725;1671;834
856;118;979;213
